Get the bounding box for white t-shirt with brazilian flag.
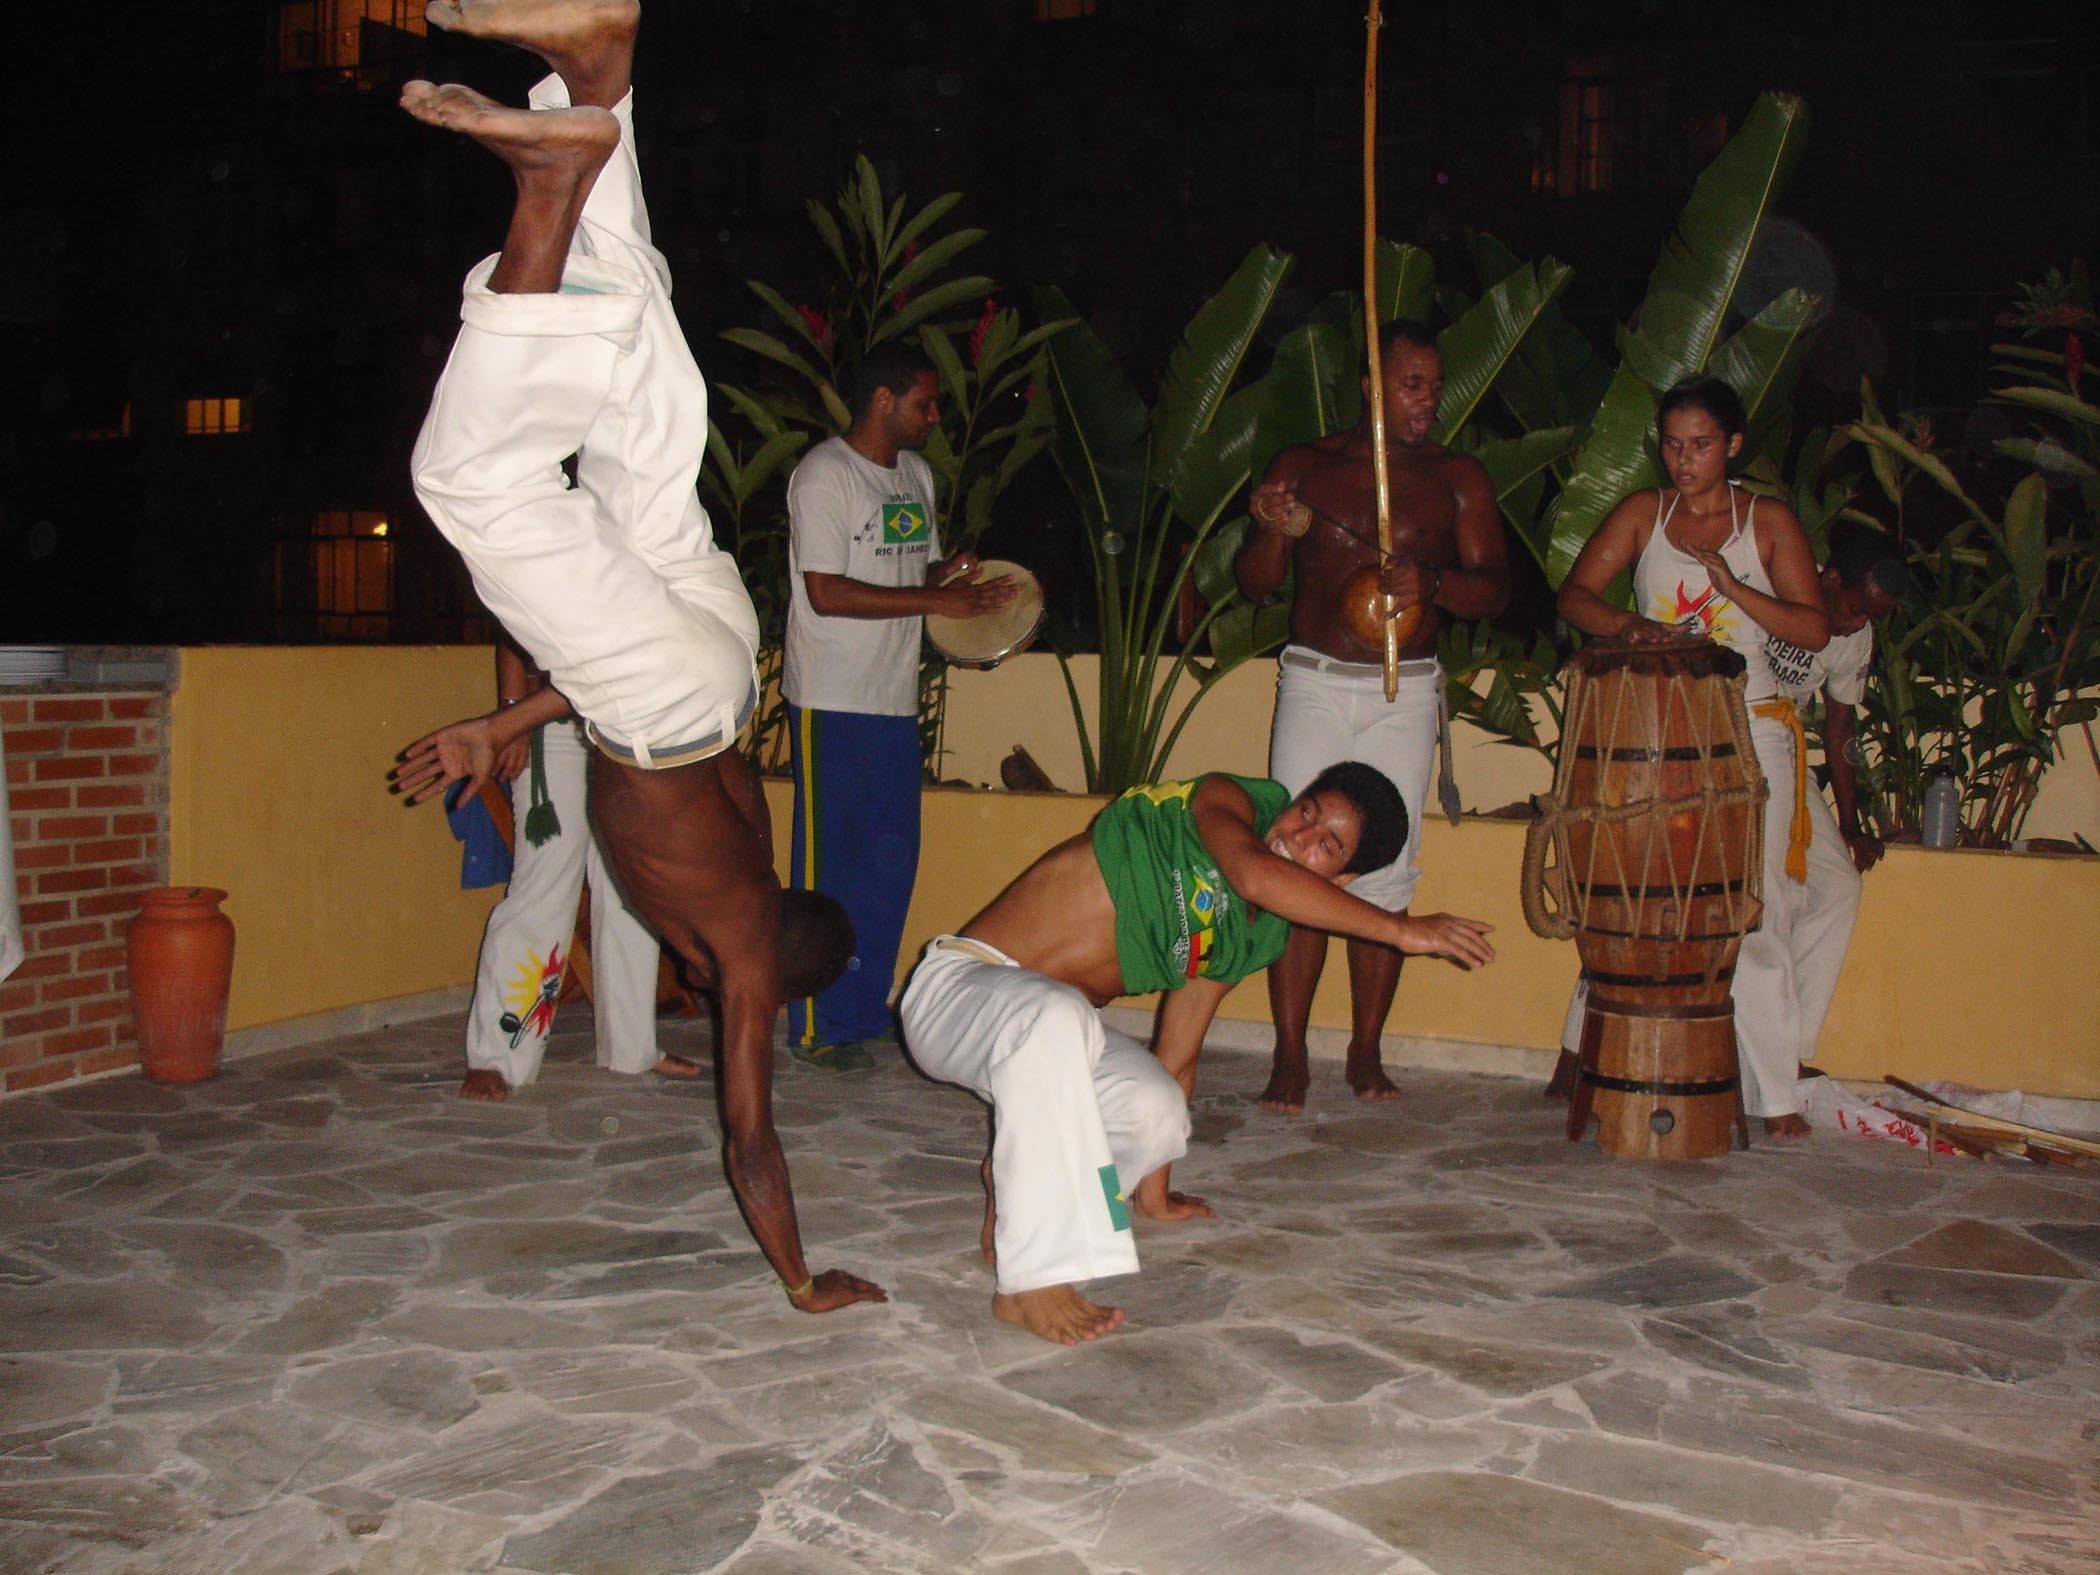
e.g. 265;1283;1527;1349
783;436;942;716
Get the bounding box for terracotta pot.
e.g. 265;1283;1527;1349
126;887;235;1084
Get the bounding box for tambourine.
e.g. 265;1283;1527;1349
925;560;1046;670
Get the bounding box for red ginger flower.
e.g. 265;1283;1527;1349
798;305;833;355
969;298;998;367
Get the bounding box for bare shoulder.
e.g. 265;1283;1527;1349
1597;487;1665;541
1191;774;1257;819
1441;448;1493;492
1746;489;1808;542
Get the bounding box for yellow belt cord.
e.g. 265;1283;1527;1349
1751;696;1811;882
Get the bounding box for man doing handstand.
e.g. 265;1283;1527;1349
391;0;881;1316
898;765;1495;1346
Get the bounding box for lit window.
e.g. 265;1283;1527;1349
277;0;427;78
275;510;396;639
1034;0;1098;19
184;398;252;436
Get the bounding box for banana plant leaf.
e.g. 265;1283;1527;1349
1465;231;1609;434
1473;426;1583;502
1431;259;1574;443
1373;240;1435;325
1154;246;1294;496
1712;286;1823;439
1545;92;1812;585
1170;383;1269;532
1032;286;1148;537
1205;597;1293;668
1254;319;1352;475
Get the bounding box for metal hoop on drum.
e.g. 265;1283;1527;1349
924;560;1046;671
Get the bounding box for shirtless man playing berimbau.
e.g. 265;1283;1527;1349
388;0;882;1317
897;765;1495;1346
1233;320;1511;1113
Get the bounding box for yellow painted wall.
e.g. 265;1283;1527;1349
941;653;2098;842
169;647;503;1031
885;784;2100;1100
169;647;2098;1099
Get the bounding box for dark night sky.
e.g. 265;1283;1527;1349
3;2;2095;643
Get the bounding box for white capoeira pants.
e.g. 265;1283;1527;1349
466;721;660;1087
898;938;1190;1295
1268;648;1442;912
1560;716;1863;1120
411;78;760;766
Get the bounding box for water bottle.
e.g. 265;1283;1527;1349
1920;768;1960;850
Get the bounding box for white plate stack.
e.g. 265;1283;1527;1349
0;647;68;685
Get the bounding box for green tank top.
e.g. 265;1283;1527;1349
1091;774;1295;995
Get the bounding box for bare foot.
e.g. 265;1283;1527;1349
400;81;619;176
1132;1188;1215;1223
979;1158;997;1270
459;1068;512;1101
425;0;639;107
1763;1113;1812;1141
1257;1065;1309;1113
651;1053;703;1079
992;1284;1126;1346
1346;1059;1402;1103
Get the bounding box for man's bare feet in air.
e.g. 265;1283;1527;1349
399;82;618;176
425;0;640;108
1257;1062;1309;1113
1346;1053;1402;1103
1763;1113;1812;1141
651;1053;703;1079
459;1068;511;1101
1130;1169;1214;1223
993;1285;1126;1346
979;1157;997;1269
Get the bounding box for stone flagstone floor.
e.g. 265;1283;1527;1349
2;1009;2097;1575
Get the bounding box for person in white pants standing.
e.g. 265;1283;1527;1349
458;639;669;1099
390;0;883;1318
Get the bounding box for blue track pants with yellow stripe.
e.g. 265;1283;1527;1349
787;704;922;1050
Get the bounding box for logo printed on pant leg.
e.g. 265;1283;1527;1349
498;944;566;1047
1098;1164;1132;1232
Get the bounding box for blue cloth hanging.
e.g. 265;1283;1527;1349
445;779;514;890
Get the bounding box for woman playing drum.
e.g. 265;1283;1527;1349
1556;376;1831;1139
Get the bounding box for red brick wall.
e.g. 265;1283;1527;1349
2;691;171;1094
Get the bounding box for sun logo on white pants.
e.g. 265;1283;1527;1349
497;944;566;1048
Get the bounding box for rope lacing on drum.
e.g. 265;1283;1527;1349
1521;659;1768;945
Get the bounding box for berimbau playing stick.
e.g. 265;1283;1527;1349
1362;0;1399;702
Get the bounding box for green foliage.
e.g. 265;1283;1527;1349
1545;93;1814;587
1035;248;1303;793
1832;370;2100;846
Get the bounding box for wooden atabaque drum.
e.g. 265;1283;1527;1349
1522;639;1768;1159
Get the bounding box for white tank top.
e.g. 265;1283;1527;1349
1633;484;1780;701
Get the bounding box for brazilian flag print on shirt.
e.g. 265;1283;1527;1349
1091;774;1295;995
882;501;930;546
